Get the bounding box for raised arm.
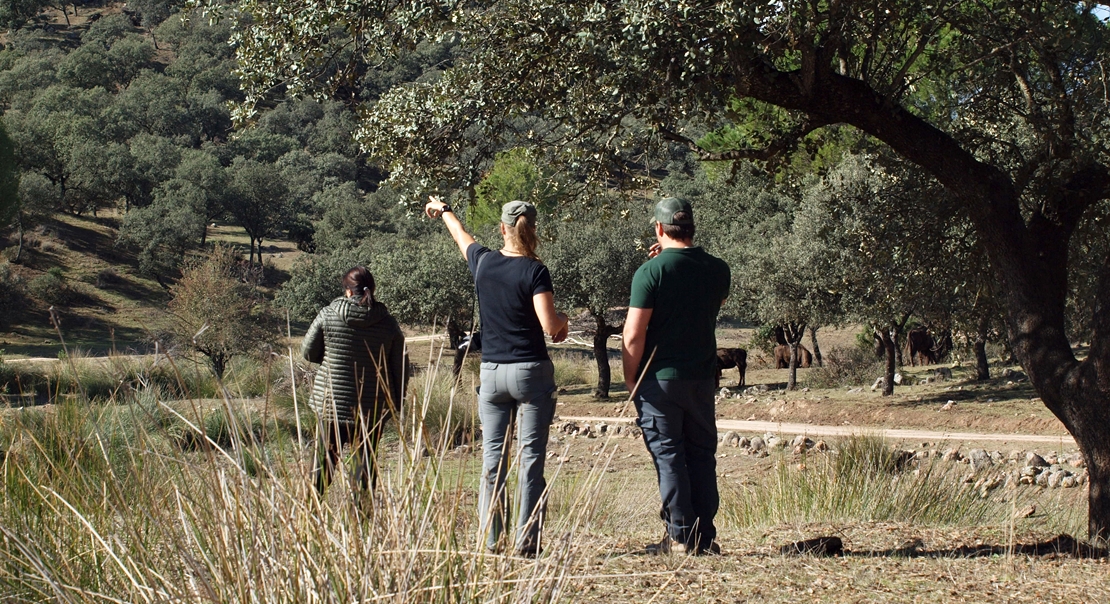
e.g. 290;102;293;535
425;195;476;259
532;291;569;343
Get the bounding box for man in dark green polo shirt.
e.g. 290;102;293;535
622;197;731;555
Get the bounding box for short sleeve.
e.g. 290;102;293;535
467;242;491;275
628;263;654;309
531;263;553;295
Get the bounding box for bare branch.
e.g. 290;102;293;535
889;23;937;99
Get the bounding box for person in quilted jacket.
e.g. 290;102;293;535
302;266;407;494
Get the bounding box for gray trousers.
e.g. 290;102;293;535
477;360;556;553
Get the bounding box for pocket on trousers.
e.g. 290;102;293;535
636;415;656;431
479;363;498;395
515;361;554;398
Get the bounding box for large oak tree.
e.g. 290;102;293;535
212;0;1110;542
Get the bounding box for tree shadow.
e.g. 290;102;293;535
745;381;788;391
49;217;126;262
100;272;170;303
886;377;1040;409
778;534;1107;559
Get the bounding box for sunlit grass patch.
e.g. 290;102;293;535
719;434;1084;534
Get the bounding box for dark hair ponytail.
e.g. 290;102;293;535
343;266;376;306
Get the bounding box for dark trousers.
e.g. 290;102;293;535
635;377;719;551
313;412;386;494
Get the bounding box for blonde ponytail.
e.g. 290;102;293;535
504;214;540;260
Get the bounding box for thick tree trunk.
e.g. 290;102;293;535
875;327;896;397
740;40;1110;543
209;352;227;380
591;313;621;398
784;322;805;391
1011;255;1110;546
808;326;823;367
786;342;798;391
974;316;990;381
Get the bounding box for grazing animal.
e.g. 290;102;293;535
715;348;747;388
906;327;937;366
774;344;812;369
451;332;482;376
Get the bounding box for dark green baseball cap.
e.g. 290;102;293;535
501;200;537;226
653;197;694;225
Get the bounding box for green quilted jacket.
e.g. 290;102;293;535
301;296;407;424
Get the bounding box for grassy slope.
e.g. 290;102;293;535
3;213;172;357
1;211;308;357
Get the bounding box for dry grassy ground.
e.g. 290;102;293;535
2;222;1105;601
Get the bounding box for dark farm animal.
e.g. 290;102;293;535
715;348;747;388
774;344;812;369
451;332;481;376
906;327;937;366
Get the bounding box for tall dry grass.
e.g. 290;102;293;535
0;348;1092;601
719;434;1087;537
0;346;625;602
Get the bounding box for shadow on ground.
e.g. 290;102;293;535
776;534;1106;559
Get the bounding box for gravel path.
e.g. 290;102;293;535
559;416;1076;446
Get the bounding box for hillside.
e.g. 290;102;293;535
0;212;303;358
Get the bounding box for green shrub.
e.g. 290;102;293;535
751;324;778;356
95;267;120;288
805;346;883;388
27;268;76;306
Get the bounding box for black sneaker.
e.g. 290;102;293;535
694;541;722;556
645;535;687;555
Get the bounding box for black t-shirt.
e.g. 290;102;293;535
467;242;553;363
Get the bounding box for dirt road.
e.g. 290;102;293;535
559;415;1076;446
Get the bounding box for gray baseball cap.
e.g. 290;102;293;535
653;197;694;225
501;200;537;226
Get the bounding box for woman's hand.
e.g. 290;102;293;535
425;195;448;219
427;195;476;257
552;314;569;343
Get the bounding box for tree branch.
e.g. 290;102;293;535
658;118;829;163
1057;163;1110;235
730;57;1023;233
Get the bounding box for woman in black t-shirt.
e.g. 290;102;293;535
426;195;569;556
